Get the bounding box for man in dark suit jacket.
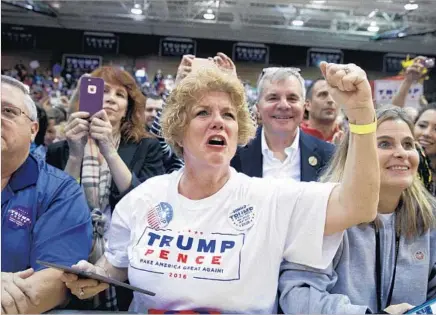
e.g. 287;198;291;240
231;127;334;182
231;67;334;182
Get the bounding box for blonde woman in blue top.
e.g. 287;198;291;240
279;105;436;314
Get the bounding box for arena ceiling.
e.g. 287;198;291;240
2;0;436;54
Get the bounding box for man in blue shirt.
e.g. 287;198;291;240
1;75;92;314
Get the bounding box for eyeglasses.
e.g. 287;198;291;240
1;105;33;121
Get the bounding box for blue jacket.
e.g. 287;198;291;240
1;154;93;272
231;127;335;182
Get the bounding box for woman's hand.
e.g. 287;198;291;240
64;111;90;159
384;303;415;314
175;55;195;85
60;261;109;300
89;110;117;158
331;130;345;145
212;52;237;77
320;62;374;123
404;56;428;83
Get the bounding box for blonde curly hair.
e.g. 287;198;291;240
162;68;256;158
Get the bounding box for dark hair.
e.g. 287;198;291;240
306;78;325;101
47;107;67;124
35;105;48;146
415;102;436;124
146;93;162;101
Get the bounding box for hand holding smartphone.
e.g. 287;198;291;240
191;58;217;73
79;77;105;116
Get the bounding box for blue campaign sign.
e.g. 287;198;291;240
232;42;269;64
83;32;119;55
2;26;35;49
159;37;197;57
307;48;343;67
62;54;102;74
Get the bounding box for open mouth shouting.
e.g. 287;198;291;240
207;135;227;147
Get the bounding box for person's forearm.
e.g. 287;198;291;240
26;269;67;314
339;108;379;226
64;155;83;179
281;286;369;314
105;152;133;194
279;265;369;315
391;79;413;108
95;255;128;282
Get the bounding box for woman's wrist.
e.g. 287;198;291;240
103;148;119;163
68;154;83;164
347;107;376;125
95;265;110;278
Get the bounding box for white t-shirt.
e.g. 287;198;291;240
105;167;341;313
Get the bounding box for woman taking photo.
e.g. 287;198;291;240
60;58;380;313
279;106;436;315
46;66;165;310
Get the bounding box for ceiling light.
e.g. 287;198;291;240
203;9;215;20
292;19;304;26
25;4;33;10
367;25;380;32
312;0;326;4
370;21;377;26
398;32;406;37
404;2;418;10
51;2;60;9
131;4;143;15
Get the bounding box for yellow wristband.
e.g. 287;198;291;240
349;119;377;135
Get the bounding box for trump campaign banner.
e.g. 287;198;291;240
232;42;270;64
374;77;423;108
159;37;197;57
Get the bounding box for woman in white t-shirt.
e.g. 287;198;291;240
60;54;380;313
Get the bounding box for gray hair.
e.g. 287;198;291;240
1;75;38;121
256;67;306;103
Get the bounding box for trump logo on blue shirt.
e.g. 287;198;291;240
7;206;32;229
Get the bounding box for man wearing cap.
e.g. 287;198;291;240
1;75;92;314
231;67;334;182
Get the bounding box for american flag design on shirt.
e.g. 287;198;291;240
147;202;173;229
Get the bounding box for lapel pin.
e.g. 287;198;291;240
308;156;318;167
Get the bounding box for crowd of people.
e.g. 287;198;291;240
1;51;435;315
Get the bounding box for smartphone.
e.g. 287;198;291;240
191;58;217;73
79;77;104;115
405;297;436;314
37;260;155;296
